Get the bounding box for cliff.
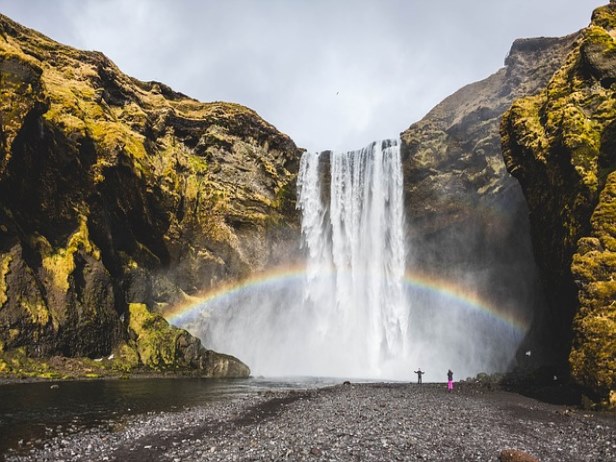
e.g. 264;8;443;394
400;32;579;368
502;2;616;405
401;35;578;237
0;14;301;378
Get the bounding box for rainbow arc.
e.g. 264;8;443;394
163;265;529;335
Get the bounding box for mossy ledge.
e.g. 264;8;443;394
0;13;302;378
501;1;616;407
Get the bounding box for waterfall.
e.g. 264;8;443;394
189;140;411;379
181;138;526;380
296;139;409;377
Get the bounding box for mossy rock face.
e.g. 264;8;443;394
124;303;249;376
501;2;616;405
0;13;300;375
400;35;579;239
399;32;579;369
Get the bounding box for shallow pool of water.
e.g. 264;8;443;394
0;376;340;454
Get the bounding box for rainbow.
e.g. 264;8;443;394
403;271;529;333
163;264;530;335
163;264;308;324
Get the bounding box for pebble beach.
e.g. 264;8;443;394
4;382;616;461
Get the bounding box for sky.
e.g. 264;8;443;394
0;0;606;152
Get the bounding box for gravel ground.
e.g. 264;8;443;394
4;382;615;461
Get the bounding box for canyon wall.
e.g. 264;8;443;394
502;2;616;404
400;32;579;371
0;14;301;377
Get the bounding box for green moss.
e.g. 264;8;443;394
571;173;616;402
127;302;184;370
0;348;112;379
41;215;99;292
20;298;49;327
112;342;140;371
504;4;616;405
37;371;61;379
506;96;550;158
591;4;616;30
187;154;208;174
37;64;149;181
569;310;616;393
114;102;149;129
0;253;12;308
591;173;616;251
85;118;147;161
0;348;56;379
585;25;616;52
7;328;19;343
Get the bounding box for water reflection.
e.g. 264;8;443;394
0;376;338;454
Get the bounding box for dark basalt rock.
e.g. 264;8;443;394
400;31;579;371
501;2;616;406
0;13;302;377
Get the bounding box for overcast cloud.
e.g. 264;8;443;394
0;0;606;152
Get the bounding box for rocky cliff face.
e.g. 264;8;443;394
502;2;616;405
400;33;579;367
0;14;301;377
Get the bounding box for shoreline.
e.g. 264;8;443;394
4;382;615;461
0;370;232;386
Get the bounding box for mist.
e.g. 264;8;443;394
175;140;529;382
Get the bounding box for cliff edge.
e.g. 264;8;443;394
400;29;579;373
0;13;301;378
502;2;616;406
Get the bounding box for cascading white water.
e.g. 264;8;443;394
296;140;409;377
188;140;411;379
183;139;526;380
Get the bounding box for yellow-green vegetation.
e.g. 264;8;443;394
113;341;141;371
586;25;616;52
0;348;72;380
19;298;49;328
0;253;11;308
570;172;616;405
502;3;616;406
503;95;550;160
504;29;614;193
126;303;185;370
592;3;616;29
0;48;43;149
0;347;128;380
41;215;100;292
0;13;297;378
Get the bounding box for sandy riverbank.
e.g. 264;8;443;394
4;382;615;461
